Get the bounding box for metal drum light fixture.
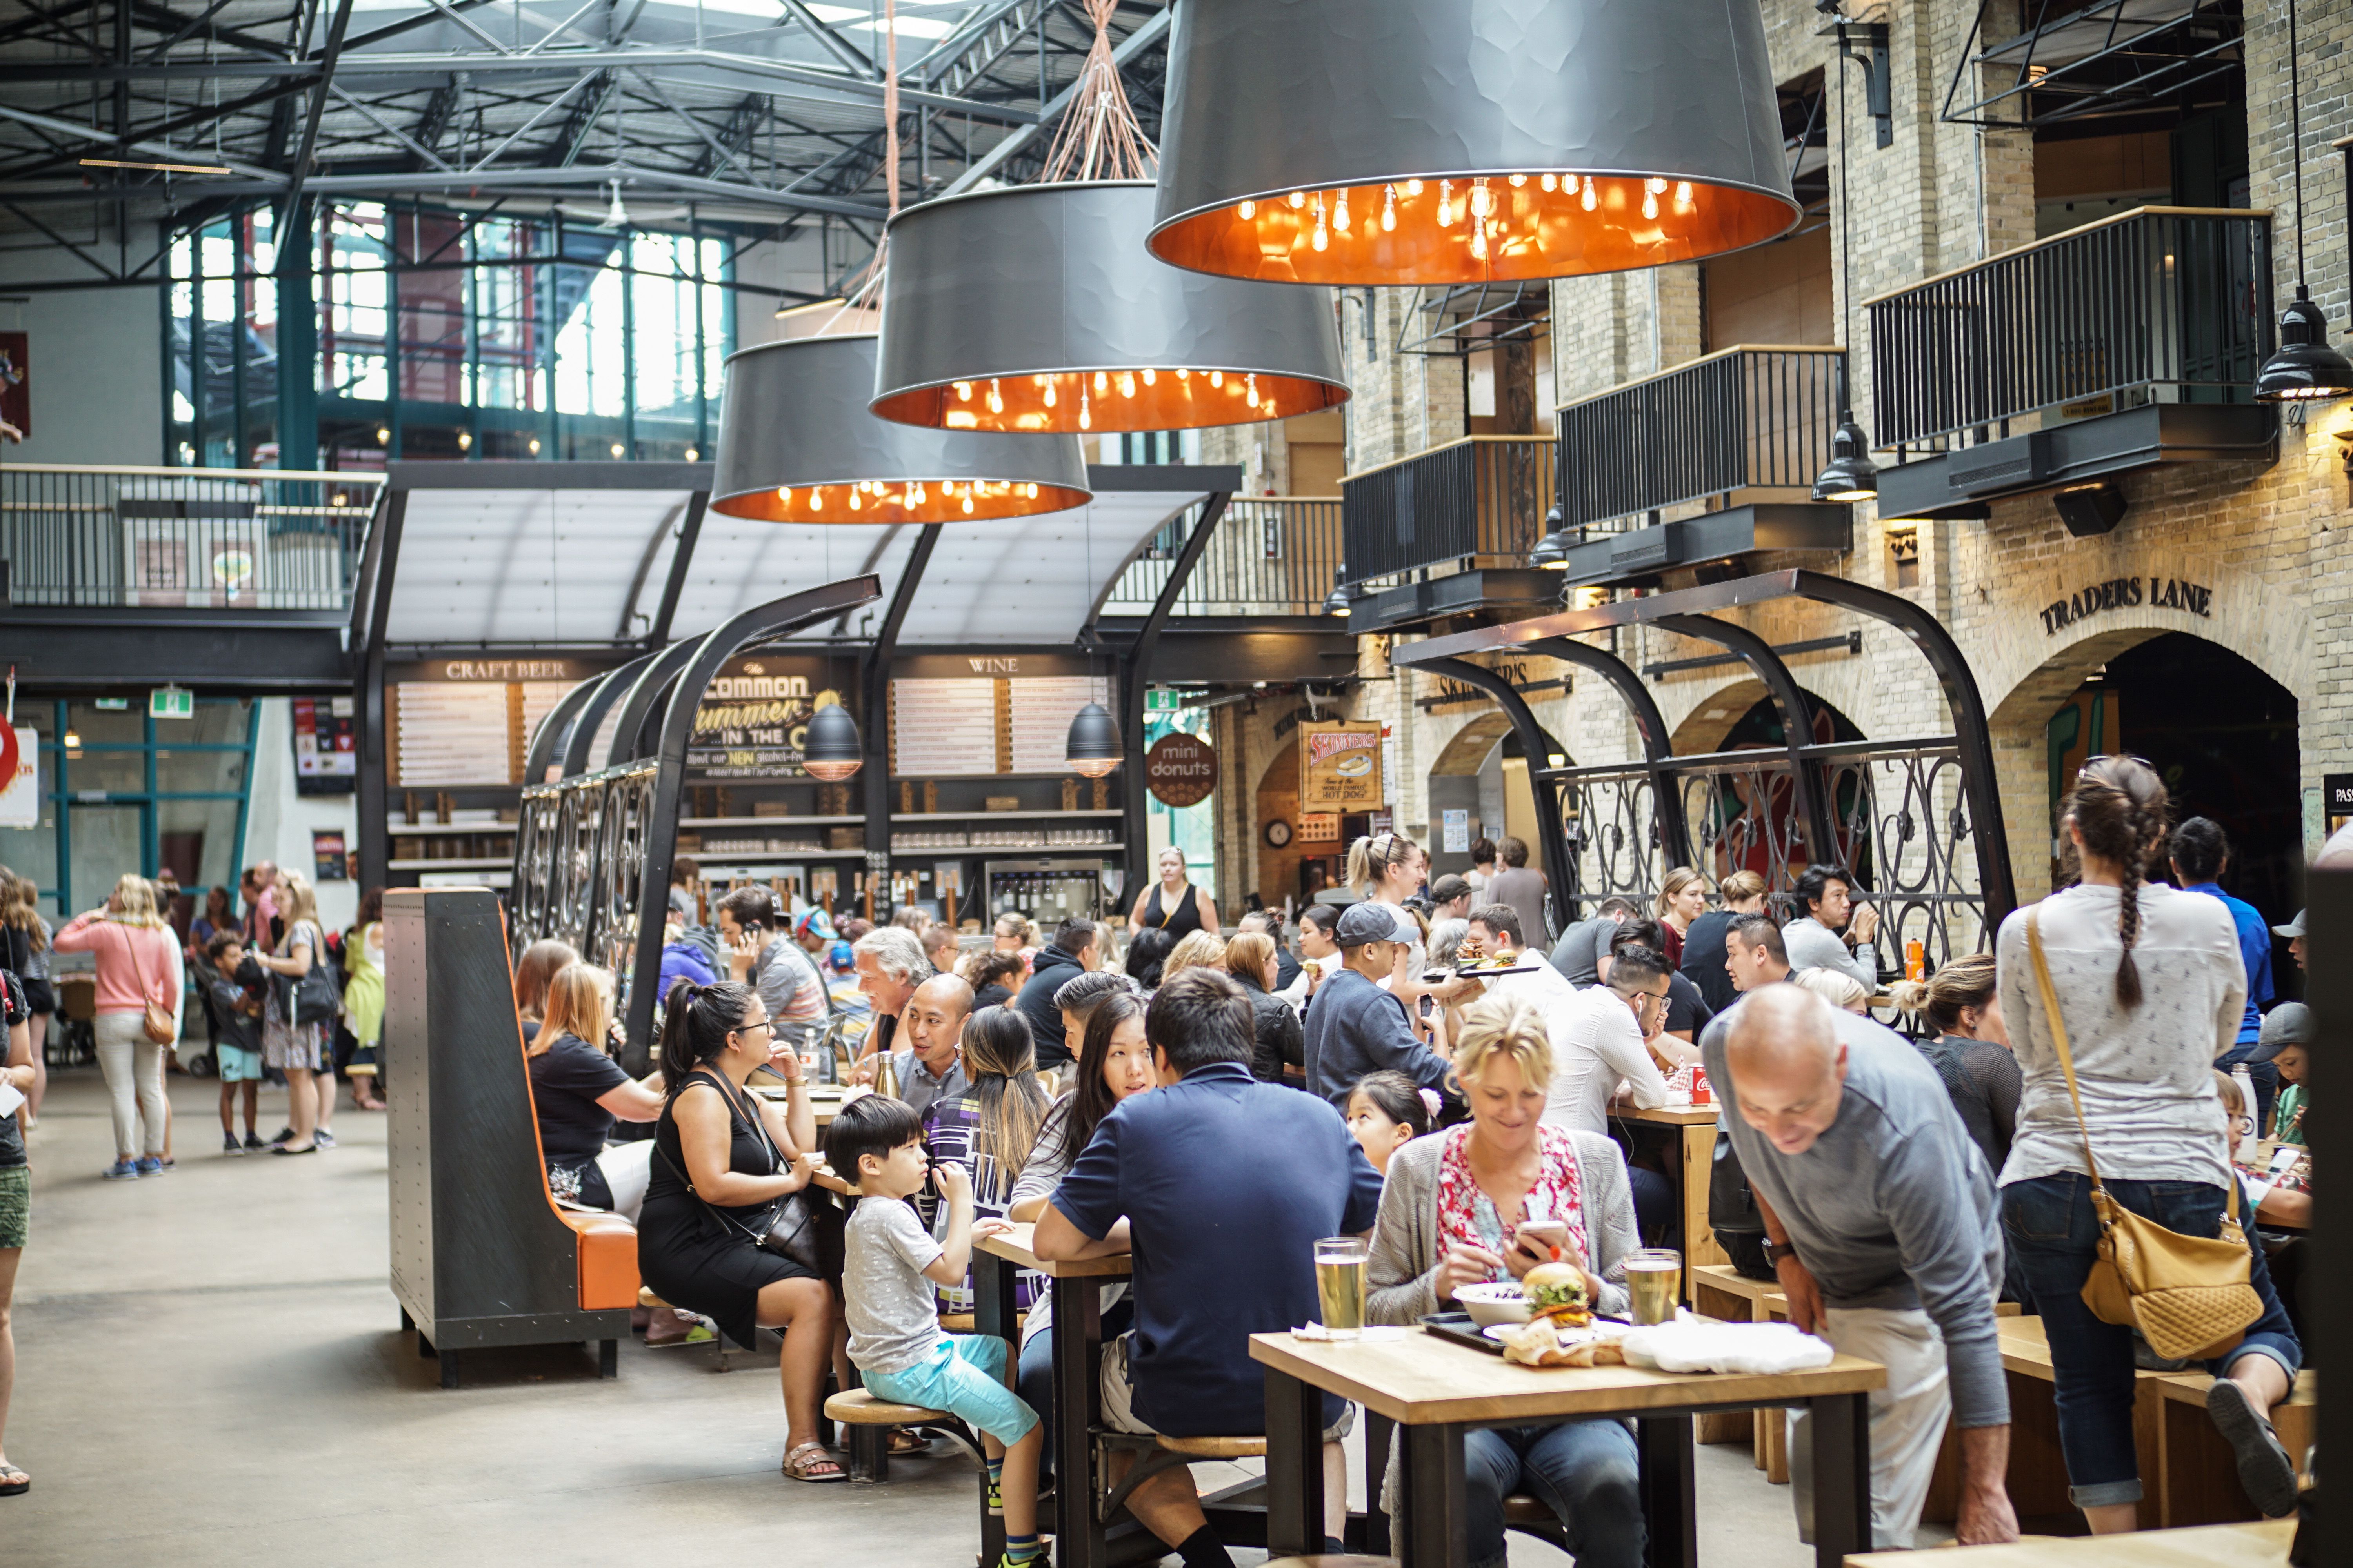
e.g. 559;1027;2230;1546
872;0;1348;434
2255;0;2353;403
711;335;1091;523
872;182;1349;432
800;703;865;781
1147;0;1798;285
1064;701;1123;777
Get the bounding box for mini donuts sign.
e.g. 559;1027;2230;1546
1146;732;1217;808
1300;720;1383;811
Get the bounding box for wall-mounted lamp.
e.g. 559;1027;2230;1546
2051;481;2128;538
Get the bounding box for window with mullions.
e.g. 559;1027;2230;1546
161;202;737;469
0;700;257;918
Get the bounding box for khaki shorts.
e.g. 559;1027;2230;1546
1100;1332;1354;1442
0;1164;28;1250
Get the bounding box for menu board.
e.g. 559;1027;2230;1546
891;678;999;776
1007;676;1112;773
1298;719;1384;811
396;682;514;787
292;696;357;796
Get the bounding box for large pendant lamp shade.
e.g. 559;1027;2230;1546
711;334;1091;523
871;182;1350;433
800;703;864;782
1064;701;1123;777
1147;0;1800;286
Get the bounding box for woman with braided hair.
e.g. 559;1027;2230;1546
1994;757;2300;1530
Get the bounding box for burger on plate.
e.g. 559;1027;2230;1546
1521;1261;1592;1328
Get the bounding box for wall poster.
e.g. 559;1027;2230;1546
1298;720;1384;812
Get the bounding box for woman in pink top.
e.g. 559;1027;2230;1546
53;875;179;1178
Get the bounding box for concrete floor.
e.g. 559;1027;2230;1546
8;1067;1846;1567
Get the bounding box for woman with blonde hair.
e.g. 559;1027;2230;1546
529;963;664;1219
514;938;579;1042
1366;989;1643;1566
55;873;180;1178
1158;928;1228;984
1223;930;1304;1086
251;872;334;1156
1655;867;1709;968
1681;867;1766;1012
0;876;51;1131
1346;829;1431;1000
1127;844;1220;940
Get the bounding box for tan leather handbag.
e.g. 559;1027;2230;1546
2025;907;2262;1361
129;931;177;1047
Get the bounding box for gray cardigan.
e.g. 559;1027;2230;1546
1366;1127;1640;1324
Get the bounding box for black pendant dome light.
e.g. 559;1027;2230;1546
1321;565;1353;616
1064;702;1123;777
1147;0;1798;286
2255;0;2353;403
800;702;864;782
1811;22;1878;505
1527;505;1572;570
871;1;1349;434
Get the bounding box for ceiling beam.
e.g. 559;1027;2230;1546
161;162;889;217
277;0;358;227
944;1;1165;193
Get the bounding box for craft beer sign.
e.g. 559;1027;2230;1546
1299;720;1383;811
1146;733;1217;808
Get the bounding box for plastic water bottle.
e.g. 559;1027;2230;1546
2231;1065;2259;1163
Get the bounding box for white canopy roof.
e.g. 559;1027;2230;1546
380;462;1225;650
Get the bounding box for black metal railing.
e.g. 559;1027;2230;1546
1102;496;1342;617
1555;345;1844;533
0;464;383;612
1867;206;2272;453
1340;435;1552;586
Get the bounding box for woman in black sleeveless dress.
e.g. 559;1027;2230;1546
636;978;846;1482
1126;844;1219;940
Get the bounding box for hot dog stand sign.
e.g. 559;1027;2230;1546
1299;720;1383;811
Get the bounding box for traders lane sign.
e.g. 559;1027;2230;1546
2039;575;2213;636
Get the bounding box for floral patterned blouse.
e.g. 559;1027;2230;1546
1433;1121;1588;1284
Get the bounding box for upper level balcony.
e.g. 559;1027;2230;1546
1337;435;1559;628
1101;495;1343;621
1547;345;1854;586
1867;206;2278;521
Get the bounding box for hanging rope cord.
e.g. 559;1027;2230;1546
820;0;901;332
1043;0;1156;182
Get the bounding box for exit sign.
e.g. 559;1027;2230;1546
151;687;194;720
1145;689;1185;714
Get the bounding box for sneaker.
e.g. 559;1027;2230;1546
986;1473;1004;1516
314;1130;338;1150
102;1159;140;1180
134;1157;165;1176
243;1132;266;1152
2208;1377;2300;1517
223;1133;244;1156
267;1126;296;1148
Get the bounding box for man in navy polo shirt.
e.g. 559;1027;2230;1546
1036;968;1384;1568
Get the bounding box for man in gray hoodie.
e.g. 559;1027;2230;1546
1705;987;2016;1550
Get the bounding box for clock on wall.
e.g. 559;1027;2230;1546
1263;819;1293;849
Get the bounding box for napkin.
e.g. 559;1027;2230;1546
1618;1320;1833;1375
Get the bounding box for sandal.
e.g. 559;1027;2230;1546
782;1442;846;1483
0;1463;28;1497
887;1429;931;1455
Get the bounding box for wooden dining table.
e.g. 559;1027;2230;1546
1252;1325;1886;1568
972;1222;1136;1568
1611;1097;1730;1300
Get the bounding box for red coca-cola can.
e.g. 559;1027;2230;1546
1689;1067;1711;1106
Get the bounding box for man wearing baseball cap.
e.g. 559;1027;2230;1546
2271;909;2304;974
1300;902;1454;1110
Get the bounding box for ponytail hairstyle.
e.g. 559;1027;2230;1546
1888;952;1998;1036
660;978;760;1085
1345;830;1420;900
2062;755;2170;1010
960;1005;1050;1186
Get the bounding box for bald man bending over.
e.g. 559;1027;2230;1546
1703;987;2017;1550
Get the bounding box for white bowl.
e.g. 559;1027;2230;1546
1452;1282;1533;1327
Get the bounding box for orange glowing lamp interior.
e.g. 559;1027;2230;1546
712;477;1093;523
1149;173;1796;285
872;365;1346;432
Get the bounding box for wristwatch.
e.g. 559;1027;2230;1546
1762;1238;1800;1269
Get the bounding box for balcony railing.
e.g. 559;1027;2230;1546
1100;496;1342;618
1340;435;1553;586
0;464;383;613
1867;206;2271;454
1556;345;1844;534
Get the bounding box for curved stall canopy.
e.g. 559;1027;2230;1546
1396;570;2015;958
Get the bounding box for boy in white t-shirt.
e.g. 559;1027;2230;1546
826;1094;1042;1568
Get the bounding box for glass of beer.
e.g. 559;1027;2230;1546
1627;1248;1681;1326
1314;1237;1369;1339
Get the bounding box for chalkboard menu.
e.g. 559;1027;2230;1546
1008;676;1112;773
396;682;514;787
684;655;860;782
890;678;999;776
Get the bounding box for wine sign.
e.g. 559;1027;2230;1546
1146;732;1217;808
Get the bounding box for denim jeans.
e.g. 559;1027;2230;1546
1462;1419;1643;1568
2004;1172;2303;1509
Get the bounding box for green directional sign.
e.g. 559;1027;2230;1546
1145;689;1184;714
150;686;194;721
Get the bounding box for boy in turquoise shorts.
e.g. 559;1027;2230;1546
826;1094;1041;1568
204;932;265;1154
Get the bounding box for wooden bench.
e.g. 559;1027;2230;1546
2149;1369;2315;1528
1845;1516;2295;1567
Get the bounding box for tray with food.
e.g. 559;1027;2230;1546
1426;1264;1634;1366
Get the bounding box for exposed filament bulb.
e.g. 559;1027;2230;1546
1093;371;1109;394
1176;367;1190;381
1642;190;1659;220
1043;381;1057;408
1382;184;1397;231
778;486;793;505
1540;173;1557;192
961;493;975;514
1209;369;1224;388
1311;191;1329;251
1141;368;1156;387
1581;179;1598;212
1674;180;1693;210
1507;173;1527;187
1470;220;1489;262
954;381;972;402
807;489;820;512
1332;190;1351;233
1287;190;1306;208
1238;198;1257;219
1078;387;1092;430
987;377;1003;414
848;489;863;512
1469;178;1491;218
1119;372;1136;398
1437;179;1455;226
1245;372;1260;409
1405;178;1424;196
